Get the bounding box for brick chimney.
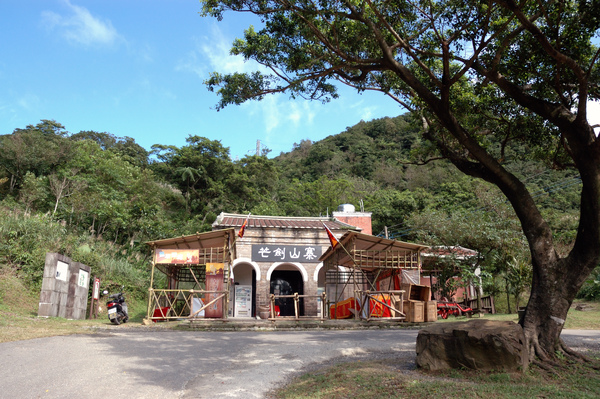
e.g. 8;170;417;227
332;203;372;235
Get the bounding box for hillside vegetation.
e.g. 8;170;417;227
0;118;598;319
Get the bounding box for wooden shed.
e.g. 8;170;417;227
144;228;237;322
319;231;428;321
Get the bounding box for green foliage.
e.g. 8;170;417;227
0;202;151;298
277;115;417;183
0;207;68;288
199;1;600;338
505;256;534;311
577;266;600;301
0;100;590;313
150;135;233;216
19;172;49;214
70;131;149;168
0;120;73;194
366;188;432;235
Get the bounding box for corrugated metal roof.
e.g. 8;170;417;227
212;212;358;231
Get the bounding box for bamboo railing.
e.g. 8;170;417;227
355;290;406;321
147;288;228;321
269;292;327;320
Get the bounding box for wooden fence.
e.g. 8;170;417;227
147;288;228;321
269;293;327;320
459;295;496;314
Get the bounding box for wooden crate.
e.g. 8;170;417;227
401;284;431;302
403;300;424;323
424;300;437;322
391;295;403;317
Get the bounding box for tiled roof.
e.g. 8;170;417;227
212;212;359;231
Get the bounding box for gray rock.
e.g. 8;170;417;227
416;319;528;371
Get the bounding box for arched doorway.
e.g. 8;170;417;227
270;269;304;317
231;262;257;317
315;263;326;318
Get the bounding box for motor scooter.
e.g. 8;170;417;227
104;290;129;325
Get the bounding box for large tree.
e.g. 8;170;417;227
0;120;73;193
151;136;233;216
201;0;600;365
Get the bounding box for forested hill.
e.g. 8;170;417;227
0;117;592;305
275;114;419;182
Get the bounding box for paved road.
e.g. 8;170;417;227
0;328;597;399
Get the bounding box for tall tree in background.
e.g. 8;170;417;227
201;0;600;365
151;136;233;217
0;120;73;193
70;131;149;169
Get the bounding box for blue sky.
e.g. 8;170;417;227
0;0;405;159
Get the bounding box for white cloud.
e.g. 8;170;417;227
41;0;120;47
175;47;205;78
262;96;281;133
287;102;316;126
136;43;155;63
179;23;323;149
360;107;375;121
17;94;41;111
200;29;250;74
244;95;320;136
177;23;267;78
348;98;376;121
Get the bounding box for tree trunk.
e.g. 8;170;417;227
520;254;597;362
505;278;512;314
10;174;17;192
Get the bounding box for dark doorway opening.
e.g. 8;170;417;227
270;270;304;316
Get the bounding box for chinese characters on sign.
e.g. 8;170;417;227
251;245;322;263
78;269;89;288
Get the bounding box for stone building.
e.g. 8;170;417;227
212;205;372;318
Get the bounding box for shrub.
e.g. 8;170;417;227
577;266;600;301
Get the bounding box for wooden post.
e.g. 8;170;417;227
270;294;275;318
88;275;98;319
294;293;299;320
146;248;157;322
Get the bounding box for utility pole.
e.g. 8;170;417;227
256;140;260;156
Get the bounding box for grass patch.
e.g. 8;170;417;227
0;268;39;315
435;300;600;330
0;300;150;343
271;356;600;399
0;312;106;342
0;268;150;343
271;301;600;399
565;300;600;329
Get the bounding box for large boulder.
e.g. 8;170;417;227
416;319;528;371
